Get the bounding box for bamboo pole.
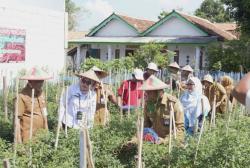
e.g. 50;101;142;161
168;102;174;168
210;95;216;130
29;88;35;166
100;82;108;125
3;159;10;168
3;76;8;121
128;81;131;117
120;83;125;121
13;78;19;167
65;86;69;138
80;128;87;168
194;98;205;163
86;128;95;168
137;117;144;168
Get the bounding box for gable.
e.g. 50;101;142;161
148;16;207;37
92;18;138;37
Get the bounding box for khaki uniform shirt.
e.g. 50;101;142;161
204;83;227;113
144;93;184;143
94;84;114;126
17;85;47;142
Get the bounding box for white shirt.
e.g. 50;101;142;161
59;83;96;129
246;89;250;112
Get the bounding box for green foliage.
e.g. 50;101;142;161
207;40;250;72
195;0;234;23
80;57;134;72
132;42;173;69
66;0;81;31
223;0;250;37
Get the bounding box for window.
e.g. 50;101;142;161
125;49;134;57
174;50;179;64
115;49;120;59
186;55;190;65
89;49;100;59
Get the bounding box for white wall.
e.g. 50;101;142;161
94;19;138;37
148;16;206;37
168;45;196;68
0;2;65;73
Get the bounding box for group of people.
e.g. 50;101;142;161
14;62;249;145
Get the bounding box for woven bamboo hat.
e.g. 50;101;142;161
75;69;100;83
168;62;180;73
20;67;52;80
202;74;213;84
147;62;159;72
182;65;193;72
139;75;169;90
91;66;108;79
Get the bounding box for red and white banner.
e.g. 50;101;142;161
0;27;26;63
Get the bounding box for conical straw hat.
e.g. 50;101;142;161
75;69;100;83
202;74;213;84
139;75;169;90
168;62;180;69
91;66;108;79
182;65;193;72
20;67;52;80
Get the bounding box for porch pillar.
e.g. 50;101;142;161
107;45;112;61
195;46;200;74
76;44;81;70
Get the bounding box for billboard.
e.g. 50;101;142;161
0;27;26;63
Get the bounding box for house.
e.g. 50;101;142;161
68;10;237;71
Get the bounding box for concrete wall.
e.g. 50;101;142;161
0;2;65;73
148;16;206;37
94;19;138;37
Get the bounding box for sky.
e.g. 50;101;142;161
73;0;205;31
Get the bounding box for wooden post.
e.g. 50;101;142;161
86;128;95;168
101;82;108;125
3;76;8;121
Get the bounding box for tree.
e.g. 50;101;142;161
223;0;250;37
131;42;174;69
65;0;81;31
207;39;250;72
195;0;233;23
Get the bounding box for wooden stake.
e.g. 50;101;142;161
210;95;216;130
100;82;108;125
86;128;95;168
80;128;87;168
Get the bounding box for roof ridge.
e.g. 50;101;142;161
115;13;155;23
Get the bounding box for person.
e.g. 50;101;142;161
181;65;194;81
220;75;236;109
91;66;117;126
59;69;100;129
232;72;250;111
117;68;144;113
167;62;181;91
143;62;159;80
179;65;194;92
202;74;227;114
141;75;184;144
15;67;52;143
180;77;211;135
